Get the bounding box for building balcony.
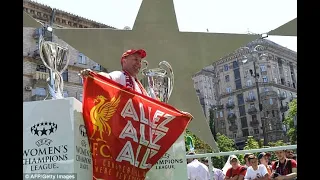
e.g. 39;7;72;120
280;105;289;113
33;71;49;81
250;120;260;127
278;94;286;101
216;104;224;110
246;96;256;102
227;113;237;123
247;106;258;115
226;102;235;109
229;124;238;132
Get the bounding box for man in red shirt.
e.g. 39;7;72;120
225;155;247;180
271;150;297;180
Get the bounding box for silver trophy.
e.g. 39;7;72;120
39;37;69;100
141;60;174;103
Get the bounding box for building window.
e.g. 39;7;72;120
226;87;232;93
225;75;230;82
252;114;257;121
216;112;219;118
241;117;248;128
282;91;287;98
233;61;239;69
260;65;267;72
62;69;68;82
80;77;83;85
269;98;273;105
248;91;254;98
33;87;46;96
36;64;47;72
234;133;237;139
78;53;86;64
264;88;269;92
239;105;246;117
219;111;224;118
272;110;275;117
224;64;229;71
246;80;252;87
93;63;101;71
228;97;233;104
242;129;249;136
262;76;268;82
277;89;281;95
234;69;241;79
235;79;242;90
237;93;244;105
254;128;259;134
79;93;83;102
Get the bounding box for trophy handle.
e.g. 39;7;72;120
141;59;149;76
159;61;174;99
39;37;53;72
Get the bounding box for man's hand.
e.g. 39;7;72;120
79;69;93;77
231;175;239;180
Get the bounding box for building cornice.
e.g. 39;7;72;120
23;0;116;29
213;39;297;66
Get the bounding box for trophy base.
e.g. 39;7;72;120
23;97;92;179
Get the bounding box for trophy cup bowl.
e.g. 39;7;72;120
141;60;174;103
39;37;69;100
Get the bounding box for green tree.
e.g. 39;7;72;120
185;129;212;153
284;99;297;144
211;133;236;169
209;107;216;139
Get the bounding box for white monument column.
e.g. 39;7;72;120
23;97;92;179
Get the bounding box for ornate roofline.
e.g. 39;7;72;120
24;0;116;29
213;38;297;66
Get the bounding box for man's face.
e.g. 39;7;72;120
259;156;268;164
122;53;142;76
230;158;238;167
249;158;258;168
275;150;286;160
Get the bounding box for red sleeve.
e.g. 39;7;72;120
290;159;297;168
271;162;276;170
226;168;231;177
240;167;247;176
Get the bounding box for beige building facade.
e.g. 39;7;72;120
193;39;297;148
23;0;115;102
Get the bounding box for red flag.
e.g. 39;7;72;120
82;72;193;180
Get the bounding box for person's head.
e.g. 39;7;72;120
121;49;147;77
187;152;196;163
258;152;271;165
244;153;253;166
285;149;294;159
248;155;259;169
229;155;240;169
274;150;286;161
203;157;209;167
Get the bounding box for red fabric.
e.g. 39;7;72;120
82;72;192;180
271;159;297;175
226;166;247;177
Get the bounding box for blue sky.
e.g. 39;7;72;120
34;0;297;51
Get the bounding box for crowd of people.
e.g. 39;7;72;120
187;149;297;180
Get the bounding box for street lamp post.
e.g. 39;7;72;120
241;45;268;146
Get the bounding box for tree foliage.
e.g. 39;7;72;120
284;99;297;144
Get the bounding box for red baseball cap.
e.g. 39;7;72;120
121;49;146;60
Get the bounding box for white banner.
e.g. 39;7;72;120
146;133;188;180
23;98;92;180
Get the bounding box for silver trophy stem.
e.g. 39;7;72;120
39;36;69;100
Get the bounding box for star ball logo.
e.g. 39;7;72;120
31;122;57;147
79;125;87;138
